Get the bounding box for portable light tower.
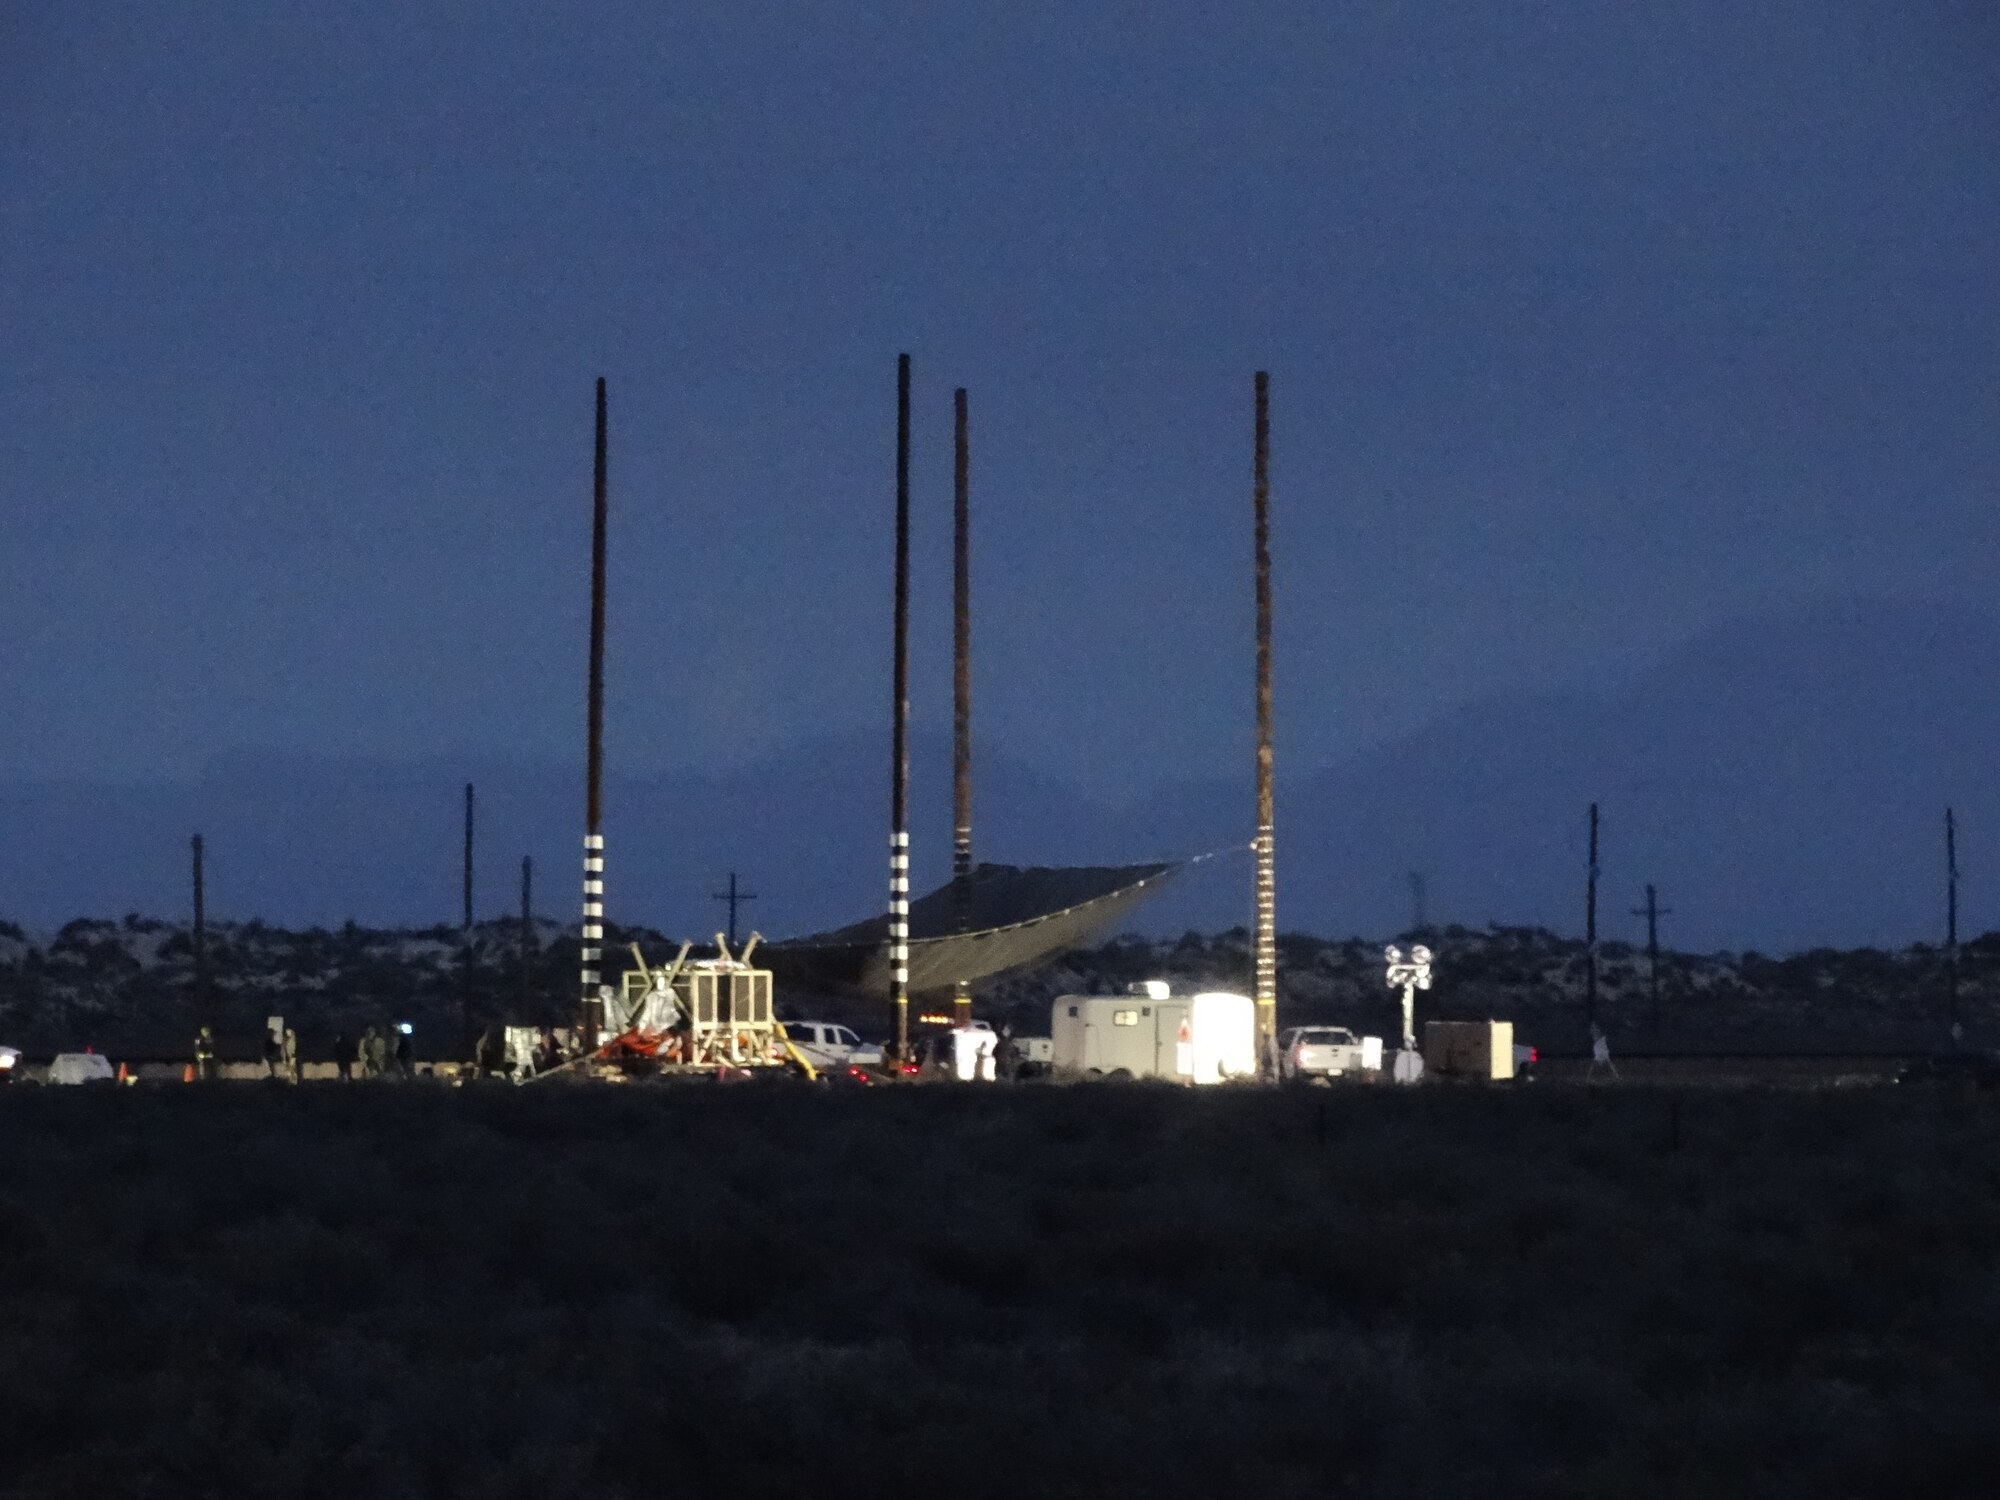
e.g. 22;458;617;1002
1384;943;1432;1082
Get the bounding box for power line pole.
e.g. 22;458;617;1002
520;855;534;1016
1947;807;1960;1043
191;832;207;1025
1408;871;1427;933
461;781;475;1055
1631;883;1673;1032
712;872;759;952
462;782;475;929
1584;803;1600;1032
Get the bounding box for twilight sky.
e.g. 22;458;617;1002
3;1;1996;803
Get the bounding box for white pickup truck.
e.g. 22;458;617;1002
1278;1026;1383;1081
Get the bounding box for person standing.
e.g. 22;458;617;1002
282;1026;300;1084
995;1023;1020;1082
392;1026;412;1079
1587;1023;1620;1083
332;1031;355;1082
193;1026;217;1082
359;1025;380;1080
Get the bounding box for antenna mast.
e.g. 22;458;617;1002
1252;371;1277;1063
889;354;913;1061
952;385;973;1028
581;377;609;1049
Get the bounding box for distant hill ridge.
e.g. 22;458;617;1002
1;914;1993;1058
2;596;1993;953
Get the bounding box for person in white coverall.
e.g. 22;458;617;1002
951;1026;999;1081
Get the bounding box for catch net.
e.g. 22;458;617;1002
764;860;1180;999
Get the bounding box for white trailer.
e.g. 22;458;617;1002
1422;1019;1515;1081
1051;984;1257;1084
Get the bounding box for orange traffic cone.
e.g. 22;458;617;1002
116;1062;128;1084
183;1062;195;1084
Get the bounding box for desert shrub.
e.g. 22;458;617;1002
3;1085;2000;1497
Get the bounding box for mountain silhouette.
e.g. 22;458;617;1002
2;597;1991;953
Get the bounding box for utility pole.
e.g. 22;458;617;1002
888;353;913;1062
952;384;974;1029
1252;370;1278;1066
462;782;475;929
1585;803;1600;1032
581;376;609;1050
712;872;759;951
1408;871;1427;933
1631;883;1673;1032
1947;807;1960;1043
191;832;208;1024
460;781;475;1055
519;855;534;1016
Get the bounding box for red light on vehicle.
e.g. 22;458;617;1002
1529;1047;1539;1063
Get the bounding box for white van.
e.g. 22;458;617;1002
48;1052;116;1085
1050;985;1257;1085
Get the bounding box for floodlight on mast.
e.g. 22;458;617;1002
1384;943;1432;1053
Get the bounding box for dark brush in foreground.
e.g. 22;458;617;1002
2;1086;1998;1498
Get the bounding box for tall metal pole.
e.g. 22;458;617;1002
191;832;207;1022
581;376;609;1049
952;385;973;1029
1947;807;1960;1040
889;353;913;1062
1252;371;1278;1063
1585;802;1600;1031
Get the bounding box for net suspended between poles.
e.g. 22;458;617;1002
764;859;1184;1000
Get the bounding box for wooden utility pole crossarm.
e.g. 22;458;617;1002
462;783;475;930
712;873;759;951
1631;883;1673;1032
191;832;207;1024
1947;808;1961;1039
1585;803;1600;1031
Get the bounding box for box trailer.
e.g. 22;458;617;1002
1421;1019;1514;1081
1051;986;1257;1084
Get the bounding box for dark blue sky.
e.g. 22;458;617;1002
4;1;1996;802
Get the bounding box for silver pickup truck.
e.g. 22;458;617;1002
780;1021;884;1071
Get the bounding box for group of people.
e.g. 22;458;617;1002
190;1023;415;1080
888;1022;1024;1081
333;1025;414;1080
469;1026;570;1082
